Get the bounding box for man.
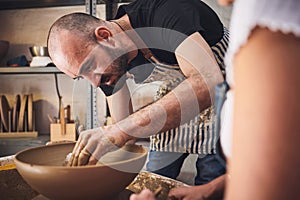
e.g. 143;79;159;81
47;0;228;185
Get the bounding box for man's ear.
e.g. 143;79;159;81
95;26;114;46
95;27;112;41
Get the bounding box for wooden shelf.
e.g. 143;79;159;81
0;131;38;138
0;0;134;10
0;66;63;74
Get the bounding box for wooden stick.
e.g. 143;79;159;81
60;106;66;135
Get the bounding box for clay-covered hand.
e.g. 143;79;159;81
130;189;156;200
168;185;213;200
68;125;132;166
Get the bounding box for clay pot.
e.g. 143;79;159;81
14;143;147;200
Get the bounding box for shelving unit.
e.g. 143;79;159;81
0;0;130;132
0;67;64;138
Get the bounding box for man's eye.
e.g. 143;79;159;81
101;74;110;84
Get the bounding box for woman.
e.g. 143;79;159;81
131;0;300;199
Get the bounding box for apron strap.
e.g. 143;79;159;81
110;19;153;59
110;19;180;70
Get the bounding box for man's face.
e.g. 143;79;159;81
49;31;128;88
76;45;128;88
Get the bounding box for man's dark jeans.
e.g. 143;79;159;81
146;150;225;185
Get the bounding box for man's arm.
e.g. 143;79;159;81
106;81;133;123
69;32;224;165
116;32;224;138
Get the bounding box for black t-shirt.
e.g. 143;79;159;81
116;0;223;63
101;0;224;95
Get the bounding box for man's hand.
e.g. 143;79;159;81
68;125;132;166
130;189;156;200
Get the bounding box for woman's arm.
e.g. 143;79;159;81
226;27;300;200
168;174;226;200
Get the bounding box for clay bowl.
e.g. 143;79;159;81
14;143;147;200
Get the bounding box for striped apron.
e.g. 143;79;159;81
145;27;230;154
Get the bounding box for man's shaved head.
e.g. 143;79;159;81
47;12;105;49
47;12;106;76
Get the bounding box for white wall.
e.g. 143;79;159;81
202;0;233;28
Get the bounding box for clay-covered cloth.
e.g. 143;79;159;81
148;27;230;154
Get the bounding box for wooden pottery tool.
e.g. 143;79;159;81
18;94;28;132
60;105;66;135
0;95;10;132
27;94;33;131
65;105;71;123
12;94;21;132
